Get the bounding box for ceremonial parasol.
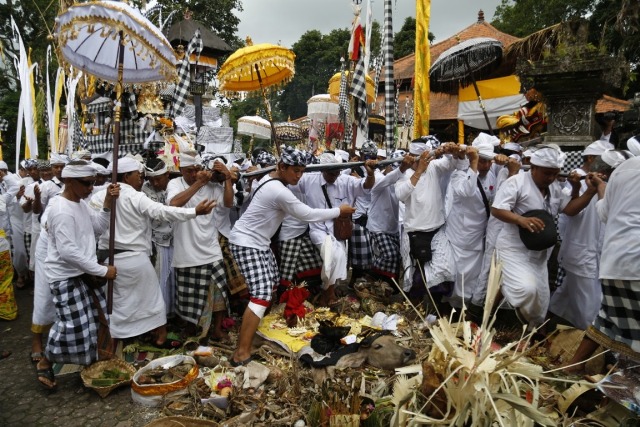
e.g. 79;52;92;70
430;37;503;133
274;122;303;143
218;38;296;154
328;71;375;104
237;115;272;140
55;0;177;314
237;115;271;155
307;94;340;123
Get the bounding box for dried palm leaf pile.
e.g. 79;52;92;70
138;258;640;426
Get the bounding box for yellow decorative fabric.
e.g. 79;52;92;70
413;0;431;139
0;230;17;321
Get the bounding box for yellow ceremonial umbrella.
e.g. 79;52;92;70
218;38;295;154
328;71;375;104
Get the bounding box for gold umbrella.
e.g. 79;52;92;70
328;71;375;104
218;37;295;154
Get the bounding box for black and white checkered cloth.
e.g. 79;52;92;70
230;244;279;304
383;0;395;152
350;46;369;139
372;36;384;103
349;222;372;268
126;91;138;120
169;29;203;119
370;231;400;279
72;113;86;151
278;232;322;287
0;117;9;131
175;261;228;325
338;64;352;148
591;279;640;354
85;117;152;156
45;277;105;365
23;232;31;269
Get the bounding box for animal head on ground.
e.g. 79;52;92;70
336;333;416;370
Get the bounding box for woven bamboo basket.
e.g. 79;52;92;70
81;358;137;398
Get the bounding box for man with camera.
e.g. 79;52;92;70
167;152;234;341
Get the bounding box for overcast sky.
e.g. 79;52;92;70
236;0;504;48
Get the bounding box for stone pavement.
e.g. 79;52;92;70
0;287;164;427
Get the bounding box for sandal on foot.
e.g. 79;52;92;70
230;355;253;367
30;352;44;364
36;367;56;390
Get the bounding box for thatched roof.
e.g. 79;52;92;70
166;20;232;57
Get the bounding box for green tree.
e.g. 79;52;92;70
491;0;595;37
133;0;244;49
393;17;435;59
0;0;60;162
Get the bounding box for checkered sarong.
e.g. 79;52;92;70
587;279;640;358
338;64;352;147
23;232;31;269
230;244;279;304
218;234;247;295
278;232;322;287
350;47;369;138
169;30;203;119
45;277;105;365
175;261;228;325
349;222;371;268
370;231;400;279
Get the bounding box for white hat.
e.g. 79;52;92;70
0;161;8;170
61;160;97;178
318;153;338;164
522;148;536;158
116;157;141;174
472;136;496;159
92;163;110;175
377;149;387;158
583;140;614;156
627;136;640;157
503;142;522;152
179;153;200;168
474;132;500;147
49;153;68;165
530;145;566;169
334;149;349;163
601;149;626;169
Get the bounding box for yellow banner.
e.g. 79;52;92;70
413;0;431;139
458;75;521;102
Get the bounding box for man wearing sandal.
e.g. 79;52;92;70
36;160;117;389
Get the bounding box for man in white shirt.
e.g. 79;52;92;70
492;145;598;326
93;157;216;347
444;137;508;310
141;158;176;318
18;159;39;286
167;152;234;341
0;161;18;322
0;161;27;287
29;153;67;364
565;154;640;371
549;140;612;330
37;160;117;389
367;151;412;285
294;152;375;306
395;137;458;295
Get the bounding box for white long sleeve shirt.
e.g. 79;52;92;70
445;168;496;251
367;167;405;234
166;177;224;267
596;156;640;280
230;175;340;250
395;156;457;233
94;183;196;255
45;196;110;281
141;181;173;247
294;172;368;245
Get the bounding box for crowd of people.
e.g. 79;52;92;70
0;131;639;389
